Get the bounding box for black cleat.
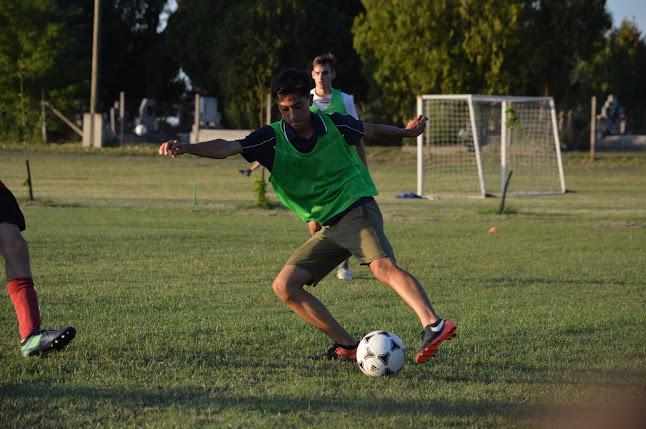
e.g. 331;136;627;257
21;327;76;357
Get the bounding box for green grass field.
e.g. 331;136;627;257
1;145;645;428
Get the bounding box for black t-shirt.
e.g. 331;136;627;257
239;112;364;172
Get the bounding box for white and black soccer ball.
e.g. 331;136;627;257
134;124;147;136
357;330;405;376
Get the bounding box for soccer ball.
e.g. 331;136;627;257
357;330;405;376
134;124;147;136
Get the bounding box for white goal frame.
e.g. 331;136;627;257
416;94;566;198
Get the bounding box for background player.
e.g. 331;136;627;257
310;53;363;280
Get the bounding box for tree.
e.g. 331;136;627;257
0;1;88;142
608;20;646;111
353;0;525;124
0;0;186;143
165;0;365;129
352;0;611;125
98;0;185;109
572;18;646;136
519;0;611;100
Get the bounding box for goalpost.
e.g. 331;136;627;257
416;94;566;198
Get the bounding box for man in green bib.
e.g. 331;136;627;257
159;68;455;364
310;53;358;119
310;52;362;280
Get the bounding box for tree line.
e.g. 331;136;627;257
1;0;644;148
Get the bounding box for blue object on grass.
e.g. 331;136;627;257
395;192;423;199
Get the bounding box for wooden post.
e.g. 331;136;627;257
590;96;596;160
46;102;83;137
119;91;125;144
194;93;200;143
41;89;47;144
109;107;116;135
25;160;33;201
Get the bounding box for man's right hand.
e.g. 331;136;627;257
158;140;187;158
404;115;428;137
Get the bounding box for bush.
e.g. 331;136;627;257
253;177;269;209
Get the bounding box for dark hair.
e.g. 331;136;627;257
312;53;336;71
272;68;311;100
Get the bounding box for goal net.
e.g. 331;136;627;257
416;95;566;198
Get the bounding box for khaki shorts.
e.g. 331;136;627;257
285;200;395;285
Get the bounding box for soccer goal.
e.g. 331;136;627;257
416;94;566;198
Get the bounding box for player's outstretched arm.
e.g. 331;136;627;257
357;138;369;170
158;139;243;159
363;115;428;140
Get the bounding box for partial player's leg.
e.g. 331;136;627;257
1;181;76;357
327;200;456;363
1;220;42;342
0;221;32;279
272;264;357;348
273;232;357;360
369;257;437;326
369;257;456;362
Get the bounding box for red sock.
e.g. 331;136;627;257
7;277;41;340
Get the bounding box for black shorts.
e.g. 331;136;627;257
0;181;26;231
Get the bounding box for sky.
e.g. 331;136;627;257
606;0;646;33
157;0;178;33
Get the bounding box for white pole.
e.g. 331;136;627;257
550;98;567;193
416;95;424;197
468;95;487;197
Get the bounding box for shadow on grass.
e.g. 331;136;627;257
459;275;637;289
21;199;87;209
1;381;536;423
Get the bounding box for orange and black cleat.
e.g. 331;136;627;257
415;319;456;363
309;342;358;361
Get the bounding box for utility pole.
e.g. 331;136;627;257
89;0;101;147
